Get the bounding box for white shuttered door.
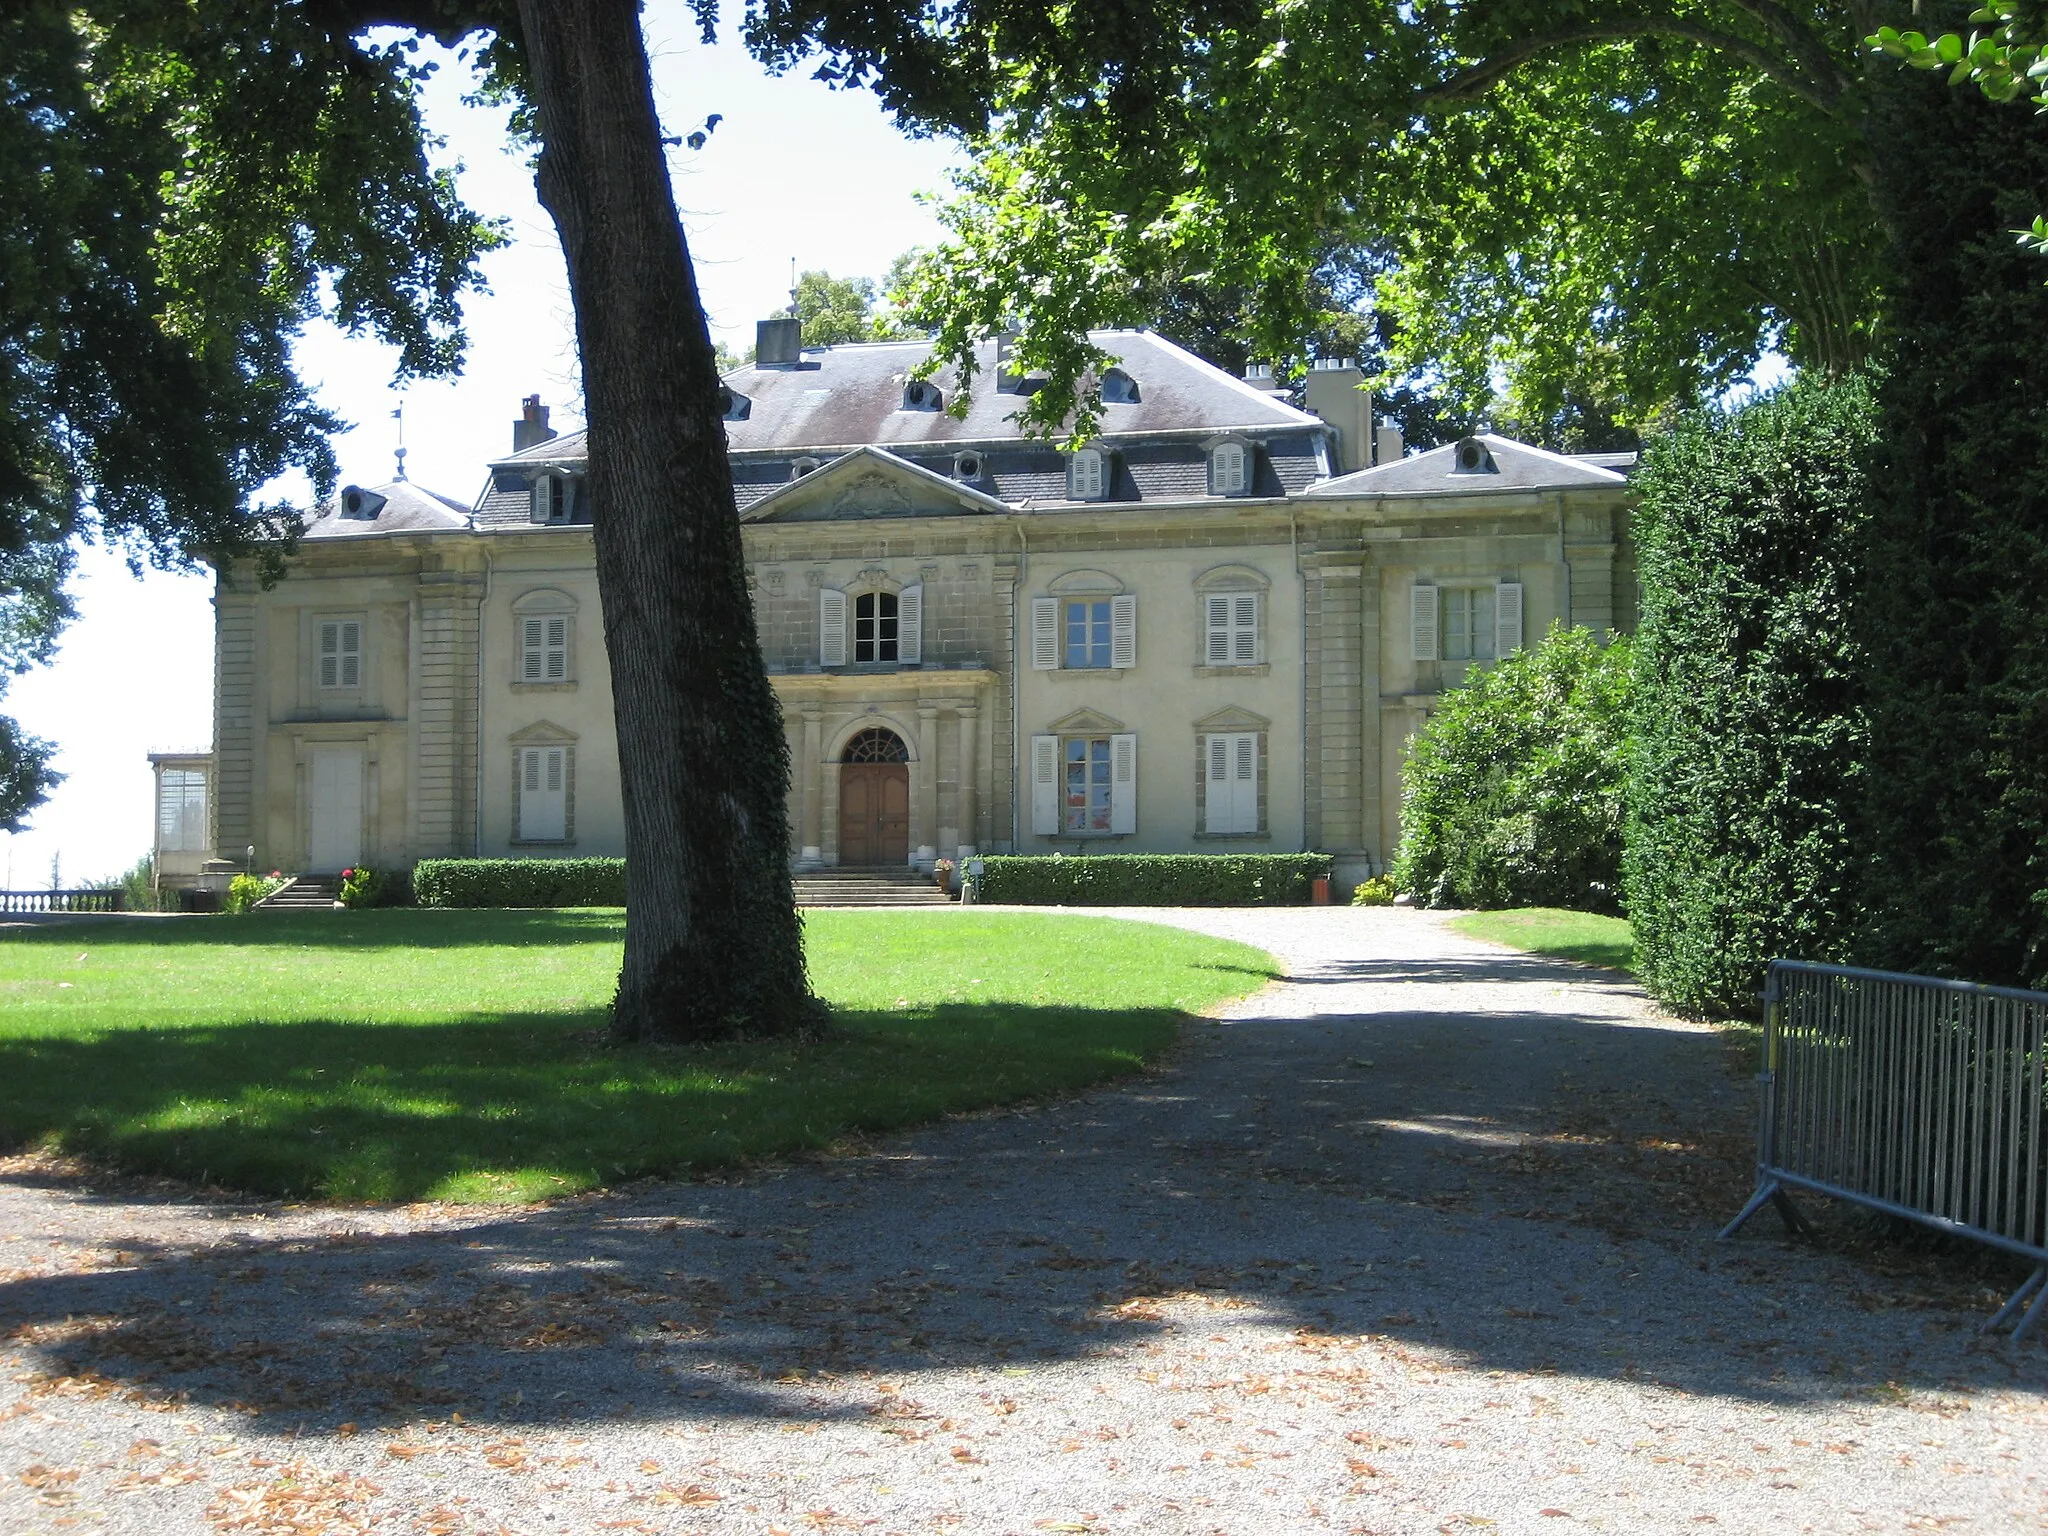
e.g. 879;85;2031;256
1204;733;1259;833
1410;583;1439;662
519;746;568;841
1029;735;1059;834
1494;581;1524;658
819;588;847;667
1109;733;1138;833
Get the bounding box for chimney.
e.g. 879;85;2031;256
1302;358;1370;473
512;395;555;453
1375;417;1406;465
756;316;802;368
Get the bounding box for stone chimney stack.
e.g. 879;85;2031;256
756;316;802;367
512;395;555;453
1302;358;1371;473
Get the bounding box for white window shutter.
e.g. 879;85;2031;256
1234;593;1259;663
1203;736;1228;833
1206;596;1232;663
1411;582;1439;662
1031;597;1060;671
897;583;922;665
319;622;339;688
1495;581;1524;658
1110;594;1137;669
1029;734;1060;835
339;621;360;687
819;587;847;667
529;482;548;524
1109;733;1138;834
546;616;568;679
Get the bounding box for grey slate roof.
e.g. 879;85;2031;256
1301;434;1631;498
302;480;470;538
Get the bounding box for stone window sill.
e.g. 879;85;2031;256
1194;663;1270;679
1194;830;1271;842
510;680;577;693
510;838;576;848
1045;666;1125;680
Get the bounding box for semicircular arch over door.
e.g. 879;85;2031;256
839;728;910;865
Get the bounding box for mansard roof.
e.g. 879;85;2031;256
301;480;470;539
1303;433;1631;498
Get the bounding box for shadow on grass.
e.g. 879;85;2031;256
0;1002;1187;1204
0;907;626;952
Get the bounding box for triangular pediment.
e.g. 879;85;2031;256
508;719;578;745
1048;706;1126;735
1194;704;1271;733
739;446;1010;523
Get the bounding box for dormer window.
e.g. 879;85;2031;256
1449;436;1499;475
952;451;984;481
1068;447;1106;501
1101;367;1140;404
530;473;574;525
338;485;385;521
719;386;751;422
790;456;822;480
901;378;943;412
1209;441;1250;496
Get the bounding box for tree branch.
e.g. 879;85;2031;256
1720;0;1859;104
1421;17;1848;119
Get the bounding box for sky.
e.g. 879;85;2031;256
0;6;961;888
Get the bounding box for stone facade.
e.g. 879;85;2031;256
186;332;1635;890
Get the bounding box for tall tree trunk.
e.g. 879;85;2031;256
514;0;818;1041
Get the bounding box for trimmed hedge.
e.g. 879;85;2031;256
1623;372;1874;1017
977;853;1329;906
412;858;626;908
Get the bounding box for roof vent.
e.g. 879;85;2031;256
339;485;386;520
791;456;821;480
1449;436;1498;475
1101;367;1140;404
902;378;944;412
512;394;555;453
756;316;802;368
952;450;984;481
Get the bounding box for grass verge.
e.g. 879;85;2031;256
1448;907;1636;973
0;908;1274;1204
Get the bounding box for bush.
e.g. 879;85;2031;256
1391;624;1633;913
977;853;1329;906
338;866;390;908
1624;372;1875;1017
225;873;284;914
1349;873;1397;907
413;858;626;908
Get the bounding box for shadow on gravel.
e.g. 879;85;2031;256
2;1004;2040;1442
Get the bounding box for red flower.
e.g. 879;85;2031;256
341;868;354;878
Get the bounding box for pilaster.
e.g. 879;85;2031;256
413;569;484;858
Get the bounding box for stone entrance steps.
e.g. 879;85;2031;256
257;876;342;910
794;867;953;907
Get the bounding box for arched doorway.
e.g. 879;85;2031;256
839;727;910;866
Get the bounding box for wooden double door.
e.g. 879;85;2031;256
839;763;910;865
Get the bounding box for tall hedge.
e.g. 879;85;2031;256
1623;373;1876;1016
413;858;626;908
1854;60;2048;991
1391;624;1633;912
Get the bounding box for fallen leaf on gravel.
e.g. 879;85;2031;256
1540;1512;1570;1520
651;1484;721;1507
1346;1459;1379;1477
950;1445;982;1464
638;1459;661;1473
386;1444;430;1460
208;1462;382;1535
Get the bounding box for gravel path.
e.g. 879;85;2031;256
3;907;2044;1536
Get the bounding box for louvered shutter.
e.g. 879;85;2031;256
1029;734;1059;834
897;583;922;665
338;622;361;687
529;482;548;524
1206;596;1233;663
1204;735;1230;832
1109;733;1138;834
1494;581;1524;658
1411;582;1439;663
819;587;847;667
319;622;339;687
1233;733;1258;833
1110;594;1138;669
1031;597;1060;670
545;617;568;679
522;618;544;681
1234;594;1259;663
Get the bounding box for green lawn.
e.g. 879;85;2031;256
1449;907;1636;973
0;909;1275;1204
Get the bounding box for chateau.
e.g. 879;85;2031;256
159;322;1636;893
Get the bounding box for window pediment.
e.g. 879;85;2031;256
1047;568;1125;595
1049;706;1125;735
1194;563;1271;593
508;719;578;746
511;586;576;613
1194;705;1271;733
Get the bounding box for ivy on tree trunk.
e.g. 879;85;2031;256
514;1;819;1041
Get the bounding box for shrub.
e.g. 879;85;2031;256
338;866;388;908
225;873;283;914
413;857;626;908
977;853;1329;906
1349;873;1397;907
1624;372;1875;1017
1391;624;1633;913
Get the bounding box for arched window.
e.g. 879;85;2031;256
854;590;899;663
843;727;909;763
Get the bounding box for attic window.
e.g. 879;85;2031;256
1101;367;1140;404
530;473;573;525
1209;441;1250;496
719;386;751;421
953;451;984;481
901;378;944;412
790;456;822;480
1450;437;1498;475
339;486;384;521
1068;447;1106;500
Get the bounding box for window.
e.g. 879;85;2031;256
521;614;569;681
1203;733;1260;834
902;378;943;411
516;745;569;841
1031;593;1136;670
1411;581;1524;664
1030;731;1137;836
318;619;361;689
530;474;572;524
855;590;899;663
1210;441;1249;495
157;769;208;852
1069;448;1105;500
1100;367;1140;404
953;451;983;480
791;456;821;479
1205;592;1260;665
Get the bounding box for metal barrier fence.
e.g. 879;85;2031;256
0;888;126;914
1721;959;2048;1342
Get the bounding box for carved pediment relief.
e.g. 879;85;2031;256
832;470;914;518
741;447;1009;524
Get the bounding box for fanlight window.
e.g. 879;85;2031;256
843;727;909;764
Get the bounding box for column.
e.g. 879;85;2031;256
955;705;979;857
914;704;940;868
414;569;484;857
800;710;823;864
